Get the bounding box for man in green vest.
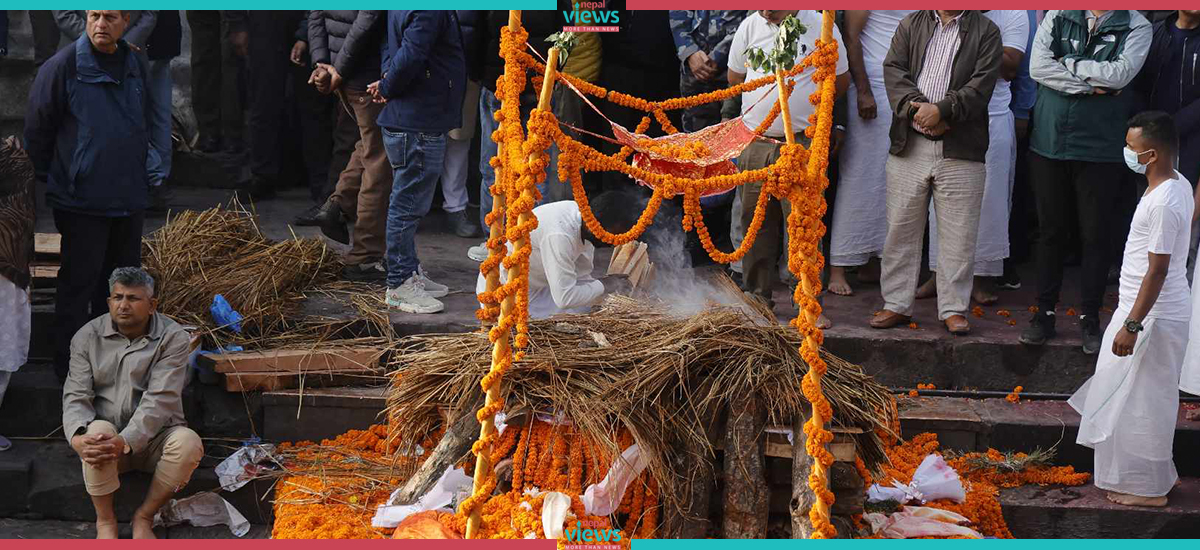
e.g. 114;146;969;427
1021;10;1152;354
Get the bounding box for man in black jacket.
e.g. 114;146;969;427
307;11;392;283
186;10;243;154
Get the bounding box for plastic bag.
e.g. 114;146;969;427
580;444;649;516
214;444;276;491
210;294;243;333
911;454;965;503
153;492;250;537
904;505;971;524
542;492;573;539
866;483;912;504
878;511;982;539
372;467;473;528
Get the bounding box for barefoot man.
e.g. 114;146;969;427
1069;112;1194;507
63;268;203;538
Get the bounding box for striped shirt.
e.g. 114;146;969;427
913;11;964;132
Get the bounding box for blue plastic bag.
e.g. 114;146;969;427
210;294;244;333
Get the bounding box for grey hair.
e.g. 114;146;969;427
108;267;155;297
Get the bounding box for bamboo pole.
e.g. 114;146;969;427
466;10;522;540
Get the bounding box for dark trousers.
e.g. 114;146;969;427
330;99;360;190
292;63;336;202
679;72;726;133
1;11;8;55
53;210;144;379
599;63;681;193
245;12;292;184
28;10;61;66
187;10;243;147
1008;119;1036;264
1030;153;1122;317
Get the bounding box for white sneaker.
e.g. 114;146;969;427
386;275;445;314
467;242;489;262
416;266;449;298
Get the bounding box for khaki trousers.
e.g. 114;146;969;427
880;134;985;320
329;89;393;265
81;421;204;497
737;134;813;308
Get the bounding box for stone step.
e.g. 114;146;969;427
898;395;1200;478
261;385;389;443
1001;478;1200;538
0;518;271;539
0;440;274;525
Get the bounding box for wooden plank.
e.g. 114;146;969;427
624;242;648;276
31;264;59;279
224;371;370;392
35;233;61;256
200;347;384;374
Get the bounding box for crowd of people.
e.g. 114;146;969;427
2;8;1200;532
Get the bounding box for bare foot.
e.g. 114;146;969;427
915;278;937;300
857;260;881;284
828;267;854;296
132;513;157;539
95;519;119;539
1105;490;1168;507
817;314;832;330
971;286;998;306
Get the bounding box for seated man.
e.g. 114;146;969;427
476;192;639;319
62;267;202;539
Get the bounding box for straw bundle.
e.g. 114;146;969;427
385;283;897;515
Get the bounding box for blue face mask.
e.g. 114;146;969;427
1123;147;1154;174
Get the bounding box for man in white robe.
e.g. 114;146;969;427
1069;111;1194;507
475;193;637;320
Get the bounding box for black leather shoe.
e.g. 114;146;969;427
1019;311;1057;346
293;204;321;227
315;200;350;245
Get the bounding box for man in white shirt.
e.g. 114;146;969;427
1070;111;1194;507
726;10;848;323
475;192;638;319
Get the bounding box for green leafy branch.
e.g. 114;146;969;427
546;32;579;67
745;15;808;74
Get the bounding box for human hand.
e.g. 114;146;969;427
309;66;331;93
1112;327;1136;357
367;80;387;104
856;87;877;120
71;432;123;466
921;120;951;138
290;40;307;66
230;30;249;58
912;101;941;129
323;63;343;92
831;127;846;159
687;51;717;81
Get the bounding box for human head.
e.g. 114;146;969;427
759;10;798;25
107;267;157;333
581;192;641;248
86;10;129;54
1125;111;1178;174
1179;10;1200;21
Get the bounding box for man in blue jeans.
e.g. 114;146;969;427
373;10;465;313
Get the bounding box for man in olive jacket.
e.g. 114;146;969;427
1021;10;1151;354
872;10;1001;336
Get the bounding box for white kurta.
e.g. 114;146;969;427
830;10;914;267
476;201;604;320
928;10;1028;276
1069;175;1194;498
1182;279;1200;395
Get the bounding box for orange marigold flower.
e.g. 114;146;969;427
908;322;919;330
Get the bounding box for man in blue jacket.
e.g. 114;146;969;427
373;10;465;314
24;10;157;381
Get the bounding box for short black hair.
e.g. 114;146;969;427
587;191;641;236
1128;110;1178;156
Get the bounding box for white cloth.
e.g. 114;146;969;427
1182;276;1200;395
830;10;913;266
1069;314;1189;497
983;10;1031;116
1117;174;1195;322
0;276;30;373
728;11;849;138
475;201;604;319
927;111;1016;276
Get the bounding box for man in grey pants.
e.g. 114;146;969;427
871;10;1001;335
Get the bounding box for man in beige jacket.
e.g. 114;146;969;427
62;267;202;539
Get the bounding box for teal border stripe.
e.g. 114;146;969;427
15;3;557;9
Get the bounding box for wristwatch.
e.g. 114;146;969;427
1123;318;1144;334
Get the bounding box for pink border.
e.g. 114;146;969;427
11;541;559;548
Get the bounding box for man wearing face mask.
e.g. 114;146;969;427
1070;111;1193;508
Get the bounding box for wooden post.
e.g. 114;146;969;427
720;396;767;539
775;70;795;145
393;412;481;506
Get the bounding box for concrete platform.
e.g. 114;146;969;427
1001;478;1200;538
0;518;271;539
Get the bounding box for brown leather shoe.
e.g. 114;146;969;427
870;310;911;329
944;315;970;335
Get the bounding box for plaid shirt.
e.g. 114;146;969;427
913;11;964;131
